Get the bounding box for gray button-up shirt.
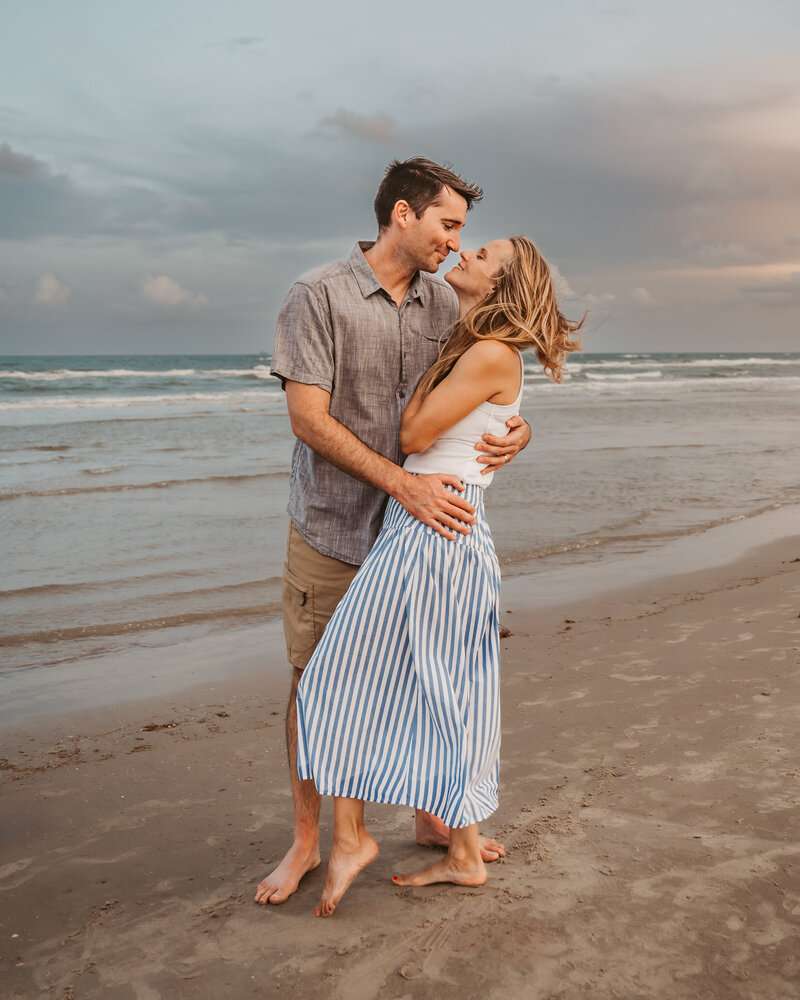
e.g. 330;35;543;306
271;241;459;565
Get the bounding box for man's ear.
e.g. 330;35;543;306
393;199;411;229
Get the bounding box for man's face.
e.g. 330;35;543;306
403;186;468;273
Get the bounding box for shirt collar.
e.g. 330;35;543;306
349;241;427;306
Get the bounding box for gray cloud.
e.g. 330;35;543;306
207;36;265;50
740;271;800;306
3;66;799;352
0;141;48;177
319;109;396;144
5;76;796;267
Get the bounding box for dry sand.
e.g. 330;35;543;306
2;537;799;999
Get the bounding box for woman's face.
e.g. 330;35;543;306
444;238;514;298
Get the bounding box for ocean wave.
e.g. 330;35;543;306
572;360;642;369
677;357;800;368
0;602;284;649
557;356;800;372
0;573;283;601
584;371;663;381
572;374;800;391
0;389;284;411
0;471;287;502
1;368;201;381
0;366;278;381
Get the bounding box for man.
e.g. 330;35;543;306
255;157;530;905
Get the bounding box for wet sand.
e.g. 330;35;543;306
2;536;799;999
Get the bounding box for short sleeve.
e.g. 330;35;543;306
270;281;334;392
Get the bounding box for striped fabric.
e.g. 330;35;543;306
296;483;501;828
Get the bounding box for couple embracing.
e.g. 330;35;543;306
256;157;582;916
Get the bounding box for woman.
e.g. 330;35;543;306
296;235;583;916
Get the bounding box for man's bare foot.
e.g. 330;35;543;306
254;838;321;905
415;811;505;862
314;832;378;917
393;853;487;888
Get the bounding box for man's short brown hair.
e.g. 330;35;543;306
373;156;483;232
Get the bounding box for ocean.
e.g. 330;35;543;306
2;352;799;700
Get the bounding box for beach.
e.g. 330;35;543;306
2;523;799;999
2;353;799;997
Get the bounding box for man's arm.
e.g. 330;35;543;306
285;381;475;540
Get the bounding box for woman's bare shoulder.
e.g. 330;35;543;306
460;339;520;370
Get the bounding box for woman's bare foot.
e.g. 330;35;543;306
415;811;505;862
254;837;320;905
393;853;487;888
315;832;378;917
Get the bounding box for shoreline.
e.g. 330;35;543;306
2;503;798;733
2;521;799;998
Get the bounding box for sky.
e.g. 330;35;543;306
1;0;799;355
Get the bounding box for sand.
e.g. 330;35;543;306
2;536;799;999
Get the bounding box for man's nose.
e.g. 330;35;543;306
446;231;460;253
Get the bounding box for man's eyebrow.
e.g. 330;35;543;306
442;217;464;226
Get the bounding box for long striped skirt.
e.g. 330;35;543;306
296;484;501;828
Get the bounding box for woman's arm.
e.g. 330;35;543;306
400;341;521;455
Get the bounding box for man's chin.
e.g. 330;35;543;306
425;254;449;274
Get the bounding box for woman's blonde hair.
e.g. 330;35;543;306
416;235;584;398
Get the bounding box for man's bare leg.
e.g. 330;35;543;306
254;668;321;905
415;809;505;862
395;822;486;887
315;797;378;917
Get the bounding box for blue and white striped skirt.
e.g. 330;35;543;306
296;484;501;828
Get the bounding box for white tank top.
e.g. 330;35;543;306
403;351;524;488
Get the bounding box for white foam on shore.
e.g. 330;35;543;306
0;389;285;412
0;366;276;380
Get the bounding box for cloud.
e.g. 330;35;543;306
35;274;71;306
740;271;800;306
140;274;208;308
209;36;264;50
319;109;396;143
549;264;575;297
691;242;761;263
0;142;48;178
630;286;654;304
584;291;616;306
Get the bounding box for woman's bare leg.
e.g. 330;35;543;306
414;809;505;861
393;822;487;887
316;797;378;917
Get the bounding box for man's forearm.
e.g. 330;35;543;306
285;381;473;537
291;406;409;500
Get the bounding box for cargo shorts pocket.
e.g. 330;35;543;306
282;563;316;667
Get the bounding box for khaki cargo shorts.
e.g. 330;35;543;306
282;521;360;671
